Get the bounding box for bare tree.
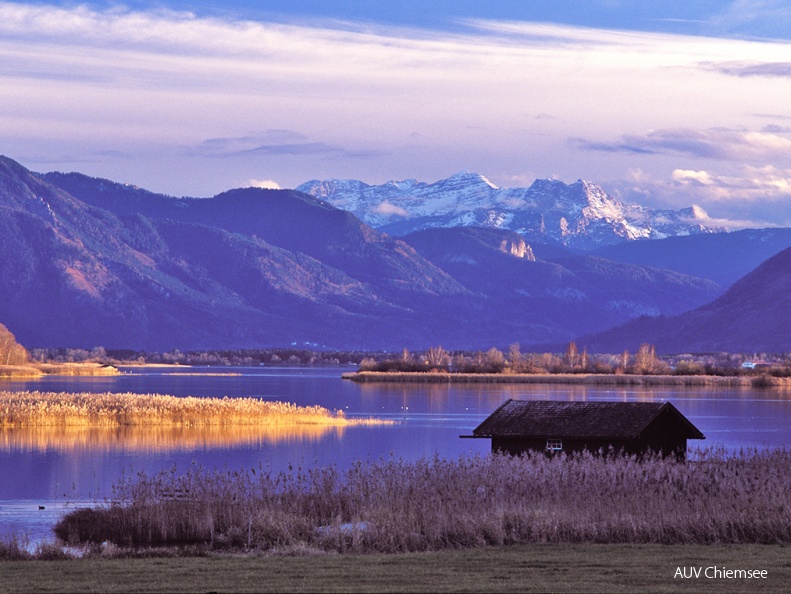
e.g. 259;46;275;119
0;323;29;366
564;341;579;370
635;343;657;374
620;349;630;373
426;346;450;369
507;343;523;372
483;347;506;373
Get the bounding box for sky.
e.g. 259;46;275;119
2;1;791;227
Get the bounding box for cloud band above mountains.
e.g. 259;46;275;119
1;2;790;226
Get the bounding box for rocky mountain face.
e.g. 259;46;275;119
0;156;731;351
576;246;791;354
297;173;724;250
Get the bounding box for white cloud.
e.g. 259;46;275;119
371;201;410;217
671;165;791;200
249;179;281;190
672;169;715;185
607;164;791;228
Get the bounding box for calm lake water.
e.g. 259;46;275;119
1;366;791;545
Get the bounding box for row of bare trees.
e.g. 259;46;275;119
359;342;671;375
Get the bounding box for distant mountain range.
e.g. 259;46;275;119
297;172;725;250
1;155;790;352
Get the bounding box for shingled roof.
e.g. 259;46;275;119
471;399;704;440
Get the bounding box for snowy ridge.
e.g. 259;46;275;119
296;173;724;249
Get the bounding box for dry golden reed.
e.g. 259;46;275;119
55;448;791;553
0;390;389;429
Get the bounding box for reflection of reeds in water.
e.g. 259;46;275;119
0;391;390;450
0;423;349;453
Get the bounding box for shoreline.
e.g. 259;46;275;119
343;371;790;387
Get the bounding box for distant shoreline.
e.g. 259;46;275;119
343;371;789;387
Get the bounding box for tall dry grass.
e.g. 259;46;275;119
55;449;791;552
0;391;389;428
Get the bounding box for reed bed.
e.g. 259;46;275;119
0;391;389;428
55;449;791;553
0;365;44;378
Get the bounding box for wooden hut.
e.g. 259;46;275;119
464;399;704;459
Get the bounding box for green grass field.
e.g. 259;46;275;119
2;544;790;593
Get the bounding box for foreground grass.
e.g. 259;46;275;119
54;450;791;552
0;391;389;428
1;544;789;593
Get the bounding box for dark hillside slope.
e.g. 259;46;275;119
0;158;304;348
44;174;466;301
2;158;461;349
402;227;722;346
577;246;791;354
593;229;791;287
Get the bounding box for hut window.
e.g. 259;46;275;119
546;439;563;451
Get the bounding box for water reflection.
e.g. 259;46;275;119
0;423;349;454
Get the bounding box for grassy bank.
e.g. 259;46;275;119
343;371;789;387
54;450;791;552
1;544;789;593
0;391;390;428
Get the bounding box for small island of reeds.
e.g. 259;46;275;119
0;362;120;378
0;391;389;429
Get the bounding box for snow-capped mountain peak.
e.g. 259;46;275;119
296;173;725;249
444;170;499;190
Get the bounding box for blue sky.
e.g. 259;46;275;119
3;1;791;227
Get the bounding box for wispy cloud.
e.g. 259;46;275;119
572;128;791;162
1;0;791;210
701;60;791;77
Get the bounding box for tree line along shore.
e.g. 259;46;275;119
4;317;791;381
350;343;791;387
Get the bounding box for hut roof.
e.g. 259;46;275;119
471;399;704;440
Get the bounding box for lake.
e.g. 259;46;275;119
1;366;790;546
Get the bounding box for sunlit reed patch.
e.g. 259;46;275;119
0;391;391;429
